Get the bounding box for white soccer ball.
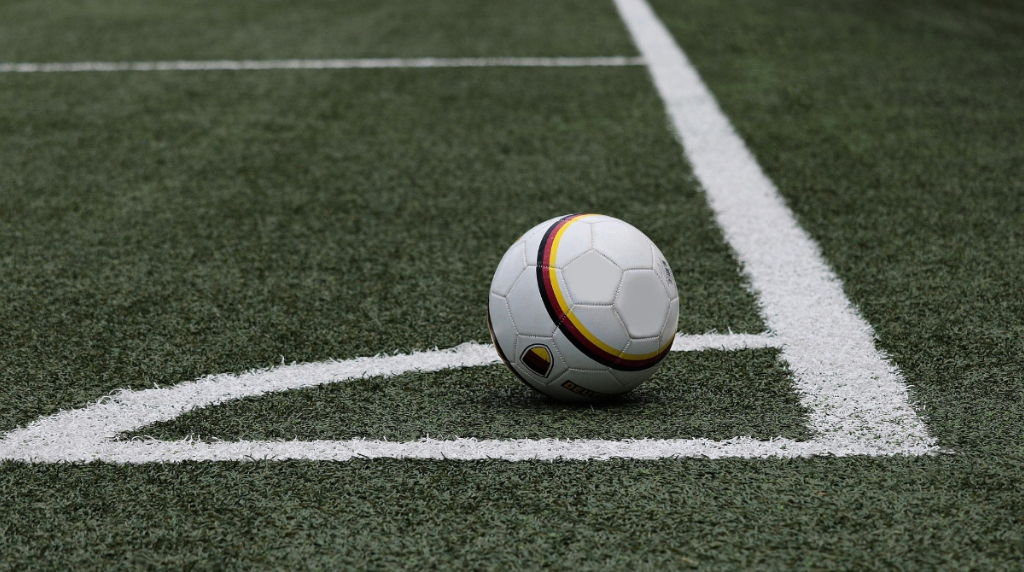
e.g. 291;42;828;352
488;214;679;402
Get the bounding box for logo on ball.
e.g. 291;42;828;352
520;345;553;377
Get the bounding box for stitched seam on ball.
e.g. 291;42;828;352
658;298;676;343
501;265;529;299
611;307;631;344
612;268;625;303
556;246;597;269
503;297;519;337
651;242;677;298
565;366;618;373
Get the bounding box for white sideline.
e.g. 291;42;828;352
0;57;644;73
612;0;937;454
1;437;922;465
0;335;780;463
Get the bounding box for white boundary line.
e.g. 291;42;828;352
0;57;644;73
0;335;785;463
612;0;937;454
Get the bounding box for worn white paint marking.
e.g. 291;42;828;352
671;332;776;352
0;334;784;463
0;57;644;73
613;0;937;454
3;437;922;465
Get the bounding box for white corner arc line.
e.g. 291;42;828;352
670;332;775;352
612;0;937;455
0;57;645;73
1;335;780;463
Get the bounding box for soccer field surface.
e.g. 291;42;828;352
1;0;1022;569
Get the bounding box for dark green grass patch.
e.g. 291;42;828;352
650;0;1024;455
1;456;1022;571
130;349;810;442
0;67;763;433
0;0;636;62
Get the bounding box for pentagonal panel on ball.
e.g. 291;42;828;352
505;270;557;337
615;269;672;339
563;251;622;305
592;220;654;270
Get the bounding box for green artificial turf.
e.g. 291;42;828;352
1;457;1022;571
3;0;1024;569
130;349;810;442
649;0;1024;455
0;0;637;61
0;66;764;433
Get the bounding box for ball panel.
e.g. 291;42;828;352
534;376;592;403
591;219;654;270
551;327;602;371
526;369;625;403
610;336;670;390
561;369;625;395
562;251;622;305
660;297;680;348
615;270;672;338
488;293;518;356
505;267;558;337
550;268;574;306
549;221;592;268
568;304;630;353
651;243;679;300
609;365;658;391
624;336;664;359
490;242;527;297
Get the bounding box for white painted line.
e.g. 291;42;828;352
7;436;920;465
0;57;645;73
0;335;781;463
671;332;776;352
613;0;938;455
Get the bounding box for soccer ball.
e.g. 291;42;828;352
487;214;678;402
